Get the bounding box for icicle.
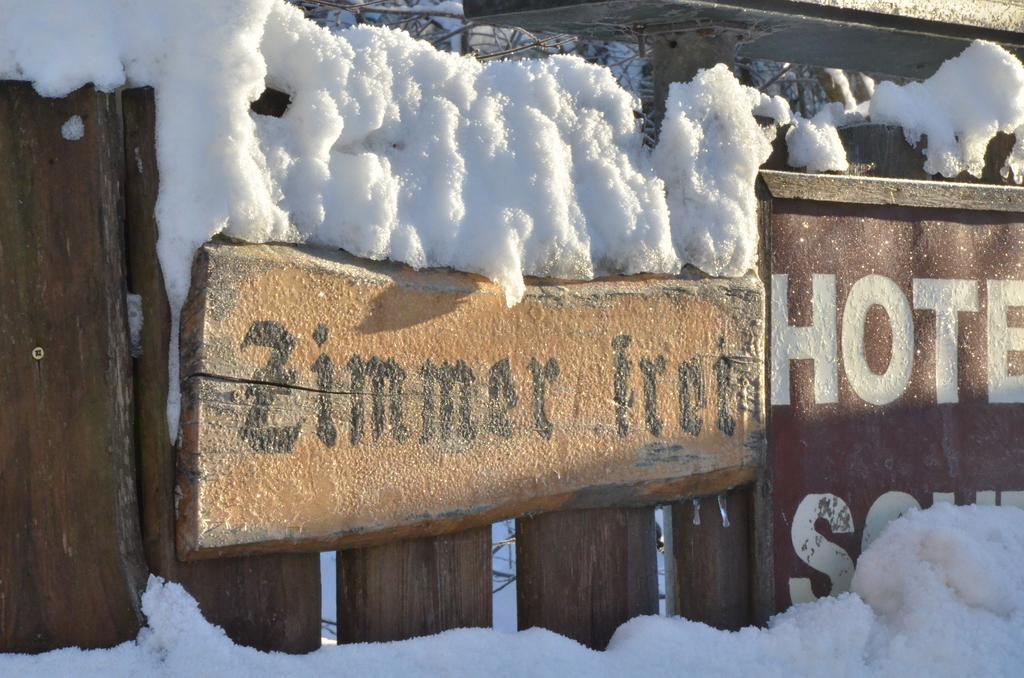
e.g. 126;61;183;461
691;497;701;526
718;493;730;528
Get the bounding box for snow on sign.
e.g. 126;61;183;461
764;171;1024;612
176;242;764;558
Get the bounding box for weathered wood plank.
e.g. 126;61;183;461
650;30;737;136
463;0;1024;79
838;124;929;180
177;242;765;557
671;487;751;630
793;124;1016;185
752;177;776;625
337;526;492;642
760;170;1024;211
516;507;658;649
0;82;147;651
122;87;321;653
468;0;1024;34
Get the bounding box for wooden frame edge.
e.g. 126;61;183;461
760;169;1024;212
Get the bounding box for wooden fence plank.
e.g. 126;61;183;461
671;487;752;630
752;179;776;625
760;169;1024;211
122;87;321;653
0;82;147;651
516;507;658;650
337;527;492;643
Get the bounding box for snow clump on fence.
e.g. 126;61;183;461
0;0;791;436
870;40;1024;178
793;40;1024;177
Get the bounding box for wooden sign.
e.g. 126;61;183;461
177;243;764;558
764;171;1024;612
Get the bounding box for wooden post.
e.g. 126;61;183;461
515;507;658;650
122;87;321;653
337;527;492;643
753;178;775;625
0;82;148;651
671;488;752;629
650;30;739;135
649;31;758;630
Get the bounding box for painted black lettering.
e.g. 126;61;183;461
639;356;666;437
238;320;301;453
239;385;302;454
241;320;296;384
714;355;737;437
420;359;476;443
677;357;705;437
367;357;410;443
612;335;634;437
488;358;518;438
528;357;559;440
309;323;337;447
346;355;367;446
347;355;409;445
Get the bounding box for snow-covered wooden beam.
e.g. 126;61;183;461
463;0;1024;78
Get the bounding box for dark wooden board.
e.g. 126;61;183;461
177;242;765;557
516;507;659;649
767;178;1024;612
0;82;147;651
122;87;321;653
337;526;492;642
671;487;751;629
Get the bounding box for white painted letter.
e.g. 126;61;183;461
789;493;855;604
975;490;997;506
862;491;921;552
913;279;978;403
842;275;914;405
987;280;1024;403
1000;491;1024;509
772;274;837;406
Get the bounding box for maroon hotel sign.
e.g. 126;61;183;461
766;173;1024;611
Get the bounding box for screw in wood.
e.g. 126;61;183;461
31;346;44;361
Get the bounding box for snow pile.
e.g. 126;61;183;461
869;40;1024;177
60;114;84;140
652;65;789;277
786;103;860;173
257;8;680;304
860;73;876;99
784;41;1024;179
825;68;857;111
8;0;1024;436
786;67;866;174
0;0;791;436
852;505;1024;672
0;0;784;304
3;505;1022;676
